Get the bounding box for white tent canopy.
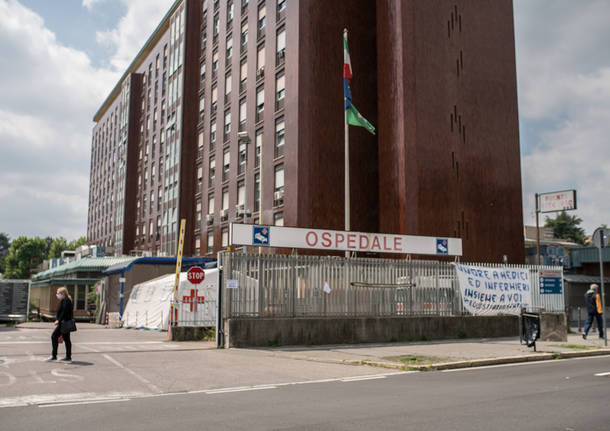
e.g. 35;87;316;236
122;269;218;330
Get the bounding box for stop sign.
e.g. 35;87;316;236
187;266;205;284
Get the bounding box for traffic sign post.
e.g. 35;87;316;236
534;190;577;265
594;227;608;347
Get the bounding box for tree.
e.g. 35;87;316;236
48;237;69;259
0;233;9;274
544;211;586;245
68;236;87;250
3;237;48;279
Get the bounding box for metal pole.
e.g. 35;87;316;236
535;193;541;265
597;229;607;346
244;137;250;223
344;29;350;258
119;271;125;318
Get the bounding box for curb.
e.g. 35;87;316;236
279;349;610;372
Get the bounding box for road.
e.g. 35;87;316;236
2;326;609;431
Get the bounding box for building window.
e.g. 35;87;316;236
257;44;265;73
240;59;247;92
225;74;232;101
208;193;215;214
227;0;234;23
275;73;285;110
276;28;285;65
255;128;263;167
200;62;206;82
239;99;247;129
207;231;214;253
241;21;248;47
274;164;284;206
195;237;201;255
199;95;205;121
212;50;219;73
209;155;216;184
256;85;264;121
213;15;219;37
211;85;218;113
226;35;233;61
277;0;286;14
221;227;229;247
222;186;229;210
275;117;285;158
224;110;231;136
238;140;246;174
254;172;260;211
257;4;266;36
210;119;217;144
237;180;245;206
274;211;284;226
196;199;202;223
223;148;230;181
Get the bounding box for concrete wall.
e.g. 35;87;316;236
224;316;519;348
170;326;215;342
540;312;567;342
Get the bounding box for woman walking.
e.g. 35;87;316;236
47;287;74;362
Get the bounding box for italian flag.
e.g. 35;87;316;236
344;34;375;135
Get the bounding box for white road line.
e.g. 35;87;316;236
39;398;130;408
0;371;415;408
0;341;167;345
102;354;161;393
442;356;606;373
594;372;610;376
78;345;101;353
205;386;278;394
341;375;387;382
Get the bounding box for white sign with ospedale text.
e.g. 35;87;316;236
538;190;577;213
230;224;462;256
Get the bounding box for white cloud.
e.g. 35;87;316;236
515;0;610;234
0;0;171;240
95;0;173;71
82;0;108;10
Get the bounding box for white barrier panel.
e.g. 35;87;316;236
453;263;531;315
122;269;218;330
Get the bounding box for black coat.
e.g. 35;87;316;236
56;297;74;322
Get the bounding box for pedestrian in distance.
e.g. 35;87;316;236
47;287;75;362
582;284;604;340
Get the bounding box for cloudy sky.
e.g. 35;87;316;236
0;0;609;242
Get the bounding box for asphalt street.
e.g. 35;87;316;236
0;325;391;408
1;325;609;431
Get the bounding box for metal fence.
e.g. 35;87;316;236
169;297;217;327
220;253;565;318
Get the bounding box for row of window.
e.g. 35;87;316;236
193;209;283;255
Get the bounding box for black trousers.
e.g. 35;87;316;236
51;325;71;358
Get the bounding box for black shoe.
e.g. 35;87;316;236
46;356;57;361
59;357;72;362
582;333;587;340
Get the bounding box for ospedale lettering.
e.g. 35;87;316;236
305;231;403;252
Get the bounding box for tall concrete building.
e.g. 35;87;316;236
87;0;524;263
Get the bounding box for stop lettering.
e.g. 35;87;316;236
187;266;205;284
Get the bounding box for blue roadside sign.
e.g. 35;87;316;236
538;269;562;294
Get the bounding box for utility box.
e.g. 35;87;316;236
0;280;30;322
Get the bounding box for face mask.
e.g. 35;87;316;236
56;293;63;300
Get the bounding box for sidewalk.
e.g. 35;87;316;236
253;332;610;371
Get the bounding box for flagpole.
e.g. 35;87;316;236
343;28;350;259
